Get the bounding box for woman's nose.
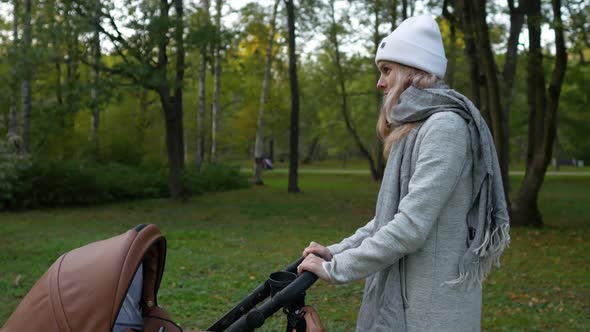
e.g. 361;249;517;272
376;77;386;90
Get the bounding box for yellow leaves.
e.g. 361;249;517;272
438;18;465;49
237;34;266;59
506;289;571;315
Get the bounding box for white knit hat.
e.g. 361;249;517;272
375;15;447;78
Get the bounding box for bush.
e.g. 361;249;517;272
184;164;250;194
0;133;31;209
1;161;249;210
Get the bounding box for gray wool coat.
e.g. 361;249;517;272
324;112;481;332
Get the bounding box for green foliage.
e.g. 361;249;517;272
0;161;249;210
0;137;30;206
558;62;590;161
185;163;250;193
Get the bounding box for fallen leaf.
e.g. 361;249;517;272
14;274;23;286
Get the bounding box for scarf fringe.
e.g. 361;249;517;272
444;223;510;290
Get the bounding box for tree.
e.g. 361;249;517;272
195;0;210;171
565;0;589;64
512;0;568;227
8;0;19;141
327;0;381;181
21;0;32;153
90;0;102;159
285;0;300;193
210;0;222;164
456;0;512;205
253;0;280;185
78;0;187;198
371;0;389;178
441;0;458;87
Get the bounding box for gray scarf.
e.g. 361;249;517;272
389;82;510;289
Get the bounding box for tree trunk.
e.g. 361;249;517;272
442;0;457;87
373;0;387;178
210;0;222;164
90;0;101;160
458;0;510;207
285;0;300;193
302;136;319;164
156;0;184;199
64;0;80;132
21;0;32;153
8;0;19;139
174;0;185;127
55;62;63;106
456;1;481;110
512;0;567;227
502;0;525;105
137;89;150;144
381;0;398;176
402;0;408;20
50;0;63;108
269;138;274;161
389;0;398;31
330;0;380;181
500;0;525;193
253;0;280;185
196;0;210;171
159;87;185;200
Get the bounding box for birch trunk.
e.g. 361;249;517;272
90;0;101;159
21;0;32;153
286;0;300;193
196;0;210;171
329;0;380;181
9;0;19;139
253;0;280;185
210;0;222;164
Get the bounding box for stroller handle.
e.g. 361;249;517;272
207;256;311;331
226;271;318;331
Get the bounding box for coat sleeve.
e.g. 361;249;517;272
327;217;376;255
324;113;469;284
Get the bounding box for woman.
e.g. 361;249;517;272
297;15;509;331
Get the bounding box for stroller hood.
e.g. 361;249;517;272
2;224;167;332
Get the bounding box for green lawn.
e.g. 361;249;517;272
1;173;588;331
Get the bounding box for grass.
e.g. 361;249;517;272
0;172;589;331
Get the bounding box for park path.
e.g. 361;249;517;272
243;168;590;177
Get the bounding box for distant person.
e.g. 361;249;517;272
262;157;274;170
297;15;510;331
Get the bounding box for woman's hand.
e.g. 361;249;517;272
302;241;333;261
297;254;330;281
301;306;325;332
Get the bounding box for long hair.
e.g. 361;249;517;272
377;62;439;158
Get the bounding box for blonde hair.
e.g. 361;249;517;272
377;61;439;158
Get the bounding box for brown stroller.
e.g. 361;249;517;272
1;224;318;332
1;224;199;332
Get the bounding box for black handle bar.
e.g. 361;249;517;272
207;256;314;331
226;271;318;332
